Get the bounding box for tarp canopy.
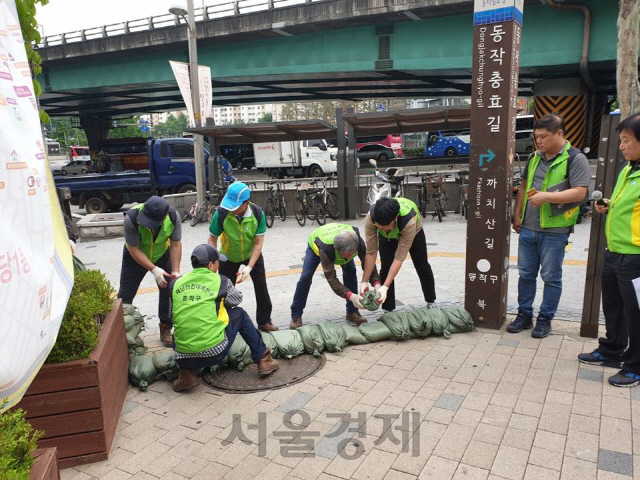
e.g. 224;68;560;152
341;107;470;135
185;120;336;145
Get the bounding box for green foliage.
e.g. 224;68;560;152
46;270;113;364
0;409;43;480
44;117;87;148
109;117;149;139
153;114;189;138
258;112;273;123
403;147;424;158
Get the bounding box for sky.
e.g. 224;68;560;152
37;0;214;37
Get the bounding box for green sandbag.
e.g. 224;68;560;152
129;353;158;391
343;325;369;345
380;311;413;340
261;331;280;358
362;290;381;311
443;306;476;333
126;327;145;347
123;304;145;322
359;321;392;342
124;314;137;332
271;330;305;359
425;309;452;339
296;325;325;357
152;350;177;373
227;336;253;370
129;345;147;357
406;310;433;337
318;322;348;353
72;254;86;273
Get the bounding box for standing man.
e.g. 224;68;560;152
578;113;640;387
360;197;436;311
208;182;277;332
118;196;182;346
290;224;380;329
509;113;590;338
171;244;279;392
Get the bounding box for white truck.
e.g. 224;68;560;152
254;139;338;178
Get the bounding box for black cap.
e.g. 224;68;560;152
191;244;227;266
137;196;170;229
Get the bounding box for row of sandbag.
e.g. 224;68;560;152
124;304;179;391
225;305;475;371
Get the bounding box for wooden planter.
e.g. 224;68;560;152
17;300;128;469
30;448;60;480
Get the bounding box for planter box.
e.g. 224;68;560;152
17;300;128;469
30;448;60;480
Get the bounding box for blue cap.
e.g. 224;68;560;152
221;182;251;211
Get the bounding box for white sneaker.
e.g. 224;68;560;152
426;302;435;309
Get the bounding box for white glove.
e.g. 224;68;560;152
376;285;389;305
151;266;169;288
69;239;76;254
360;281;372;295
348;293;365;309
237;264;252;284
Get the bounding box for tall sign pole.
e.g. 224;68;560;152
465;0;523;329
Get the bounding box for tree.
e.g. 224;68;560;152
153;114;189;138
617;0;640;117
45;117;88;148
108;116;148;139
259;112;273;123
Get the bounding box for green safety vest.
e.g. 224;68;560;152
371;198;420;240
308;224;361;266
606;164;640;254
125;204;174;263
520;142;581;229
217;204;263;263
171;268;229;353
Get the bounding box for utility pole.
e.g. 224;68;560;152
617;0;640;117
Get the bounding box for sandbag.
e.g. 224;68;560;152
359;321;393;342
129;354;158;391
406;310;432;337
443;306;475;334
362;290;381;311
124;314;137;332
72;254;86;273
318;322;348;353
343;325;369;345
380;311;413;340
424;309;452;339
227;336;253;370
152;350;177;373
296;325;325;357
261;331;280;358
123;304;145;322
271;330;305;359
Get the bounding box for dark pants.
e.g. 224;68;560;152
219;254;272;325
379;228;436;311
117;247;172;326
290;246;359;318
597;251;640;375
176;307;267;370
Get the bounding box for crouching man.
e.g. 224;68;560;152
171;244;279;392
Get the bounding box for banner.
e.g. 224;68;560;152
0;0;73;412
169;60;212;127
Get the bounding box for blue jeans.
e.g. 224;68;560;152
290;246;358;318
517;228;569;319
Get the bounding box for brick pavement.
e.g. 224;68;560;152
58;214;636;480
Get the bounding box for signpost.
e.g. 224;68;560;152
465;0;523;329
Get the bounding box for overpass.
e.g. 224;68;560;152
37;0;618;120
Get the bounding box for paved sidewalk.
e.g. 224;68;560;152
59;215;636;480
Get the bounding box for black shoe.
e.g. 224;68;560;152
506;313;533;333
578;350;622;369
532;317;551;338
608;370;640;387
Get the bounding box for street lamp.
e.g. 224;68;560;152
169;2;206;206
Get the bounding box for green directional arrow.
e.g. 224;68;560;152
479;149;496;167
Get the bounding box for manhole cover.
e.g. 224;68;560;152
202;354;325;394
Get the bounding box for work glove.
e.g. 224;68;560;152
237;264;252;284
360;281;372;295
376;285;389;305
151;266;170;288
347;292;365;309
69;239;76;254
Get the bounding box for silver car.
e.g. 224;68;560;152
60;159;93;175
515;130;534;154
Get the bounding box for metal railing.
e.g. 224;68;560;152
39;0;319;47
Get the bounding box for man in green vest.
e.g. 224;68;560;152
509;113;590;338
361;197;436;312
118;196;182;347
577;113;640;387
208;182;276;332
171;244;279;392
290;224;380;329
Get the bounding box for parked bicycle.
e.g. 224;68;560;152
415;172;448;222
264;180;287;228
455;170;469;220
183;183;227;227
315;177;339;220
293;180;325;226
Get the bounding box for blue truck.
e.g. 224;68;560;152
424;130;470;157
54;138;214;214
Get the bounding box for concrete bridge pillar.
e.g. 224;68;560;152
80;116;111;152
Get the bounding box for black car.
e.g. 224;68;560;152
356;144;397;162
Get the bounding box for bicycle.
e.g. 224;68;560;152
455;170;469;220
293;180;325;226
314;177;339;220
264;181;287;228
415;172;447;222
186;183;226;227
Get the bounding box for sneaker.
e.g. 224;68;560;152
426;302;436;309
506;313;533;333
608;370;640;387
578;350;622;369
532;317;551;338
